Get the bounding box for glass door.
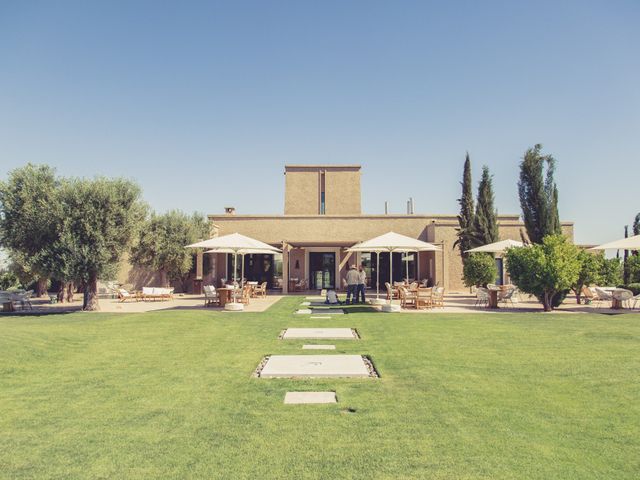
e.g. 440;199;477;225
309;252;336;289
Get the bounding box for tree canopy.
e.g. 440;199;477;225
518;144;561;243
473;166;499;247
463;253;497;288
505;235;581;311
455;153;475;260
130;210;209;289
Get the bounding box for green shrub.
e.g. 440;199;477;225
463;253;498;287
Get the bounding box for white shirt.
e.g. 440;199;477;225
346;269;360;285
358;270;366;285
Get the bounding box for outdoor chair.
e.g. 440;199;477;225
117;288;139;303
632;293;640;310
580;285;595;305
594;287;613;308
612;288;634;309
399;286;417;309
385;282;399;300
203;285;220;307
432;287;445;308
498;287;517;307
475;287;489;307
416;287;433;309
254;282;267;298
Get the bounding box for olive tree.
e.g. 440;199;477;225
505;235;581;311
0;164;61;296
463;253;497;288
47;177;146;311
130;210;209;289
571;250;605;304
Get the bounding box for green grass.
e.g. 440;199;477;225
1;297;639;479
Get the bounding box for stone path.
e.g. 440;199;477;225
281;328;358;340
302;344;336;350
260;355;370;378
284;392;337;404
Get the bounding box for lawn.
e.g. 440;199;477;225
1;297;639;479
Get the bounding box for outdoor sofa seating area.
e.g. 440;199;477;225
116;287;174;302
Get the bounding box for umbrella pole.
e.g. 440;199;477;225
389;249;393;305
376;252;380;300
405;252;409;282
241;254;245;289
233;252;238;303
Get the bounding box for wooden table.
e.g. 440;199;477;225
217;288;233;307
2;301;14;313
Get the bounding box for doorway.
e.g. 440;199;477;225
309;252;336;289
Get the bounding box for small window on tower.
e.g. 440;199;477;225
320;171;326;214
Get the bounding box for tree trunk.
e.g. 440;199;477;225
160;269;169;288
543;292;553;312
83;275;100;311
66;282;75;303
57;283;66;303
36;277;48;297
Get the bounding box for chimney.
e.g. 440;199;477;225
384;201;389;215
410;197;414;214
224;207;236;215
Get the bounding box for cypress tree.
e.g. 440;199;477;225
473;166;499;246
518;144;562;244
455;153;476;259
633;213;640;236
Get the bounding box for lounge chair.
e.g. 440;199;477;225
117;288;139;303
580;285;595;305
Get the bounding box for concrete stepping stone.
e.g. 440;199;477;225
284;392;337;404
310;316;331;319
302;344;336;350
281;328;358;340
296;308;344;315
260;355;370;378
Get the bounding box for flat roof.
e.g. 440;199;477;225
284;164;361;169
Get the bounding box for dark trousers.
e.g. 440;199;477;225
357;284;365;303
346;284;358;304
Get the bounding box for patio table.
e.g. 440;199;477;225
217;288;233;307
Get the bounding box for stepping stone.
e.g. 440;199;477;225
301;301;311;306
310;316;331;319
295;309;312;314
260;355;370;378
312;308;344;315
302;344;336;350
284;392;337;404
305;296;325;301
281;328;358;340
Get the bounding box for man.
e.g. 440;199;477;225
357;265;367;304
345;264;359;305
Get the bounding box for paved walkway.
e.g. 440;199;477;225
2;294;283;314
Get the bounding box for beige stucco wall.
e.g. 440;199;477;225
324;168;361;215
284;165;361;215
207;214;574;292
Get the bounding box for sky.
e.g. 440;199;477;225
1;0;638;246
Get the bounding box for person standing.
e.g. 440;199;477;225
357;265;367;304
345;264;359;305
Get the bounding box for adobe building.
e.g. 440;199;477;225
201;165;573;293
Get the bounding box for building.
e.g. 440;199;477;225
199;164;573;293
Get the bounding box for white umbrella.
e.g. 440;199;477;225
348;232;440;311
590;234;640;251
187;233;280;311
465;239;524;254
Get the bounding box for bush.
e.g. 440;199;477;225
463;254;498;287
0;271;21;290
626;255;640;283
504;235;581;311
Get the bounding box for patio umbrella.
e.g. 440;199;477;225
465;239;524;253
187;233;280;310
590;234;640;251
348;232;440;311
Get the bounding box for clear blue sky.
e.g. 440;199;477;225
1;1;638;245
